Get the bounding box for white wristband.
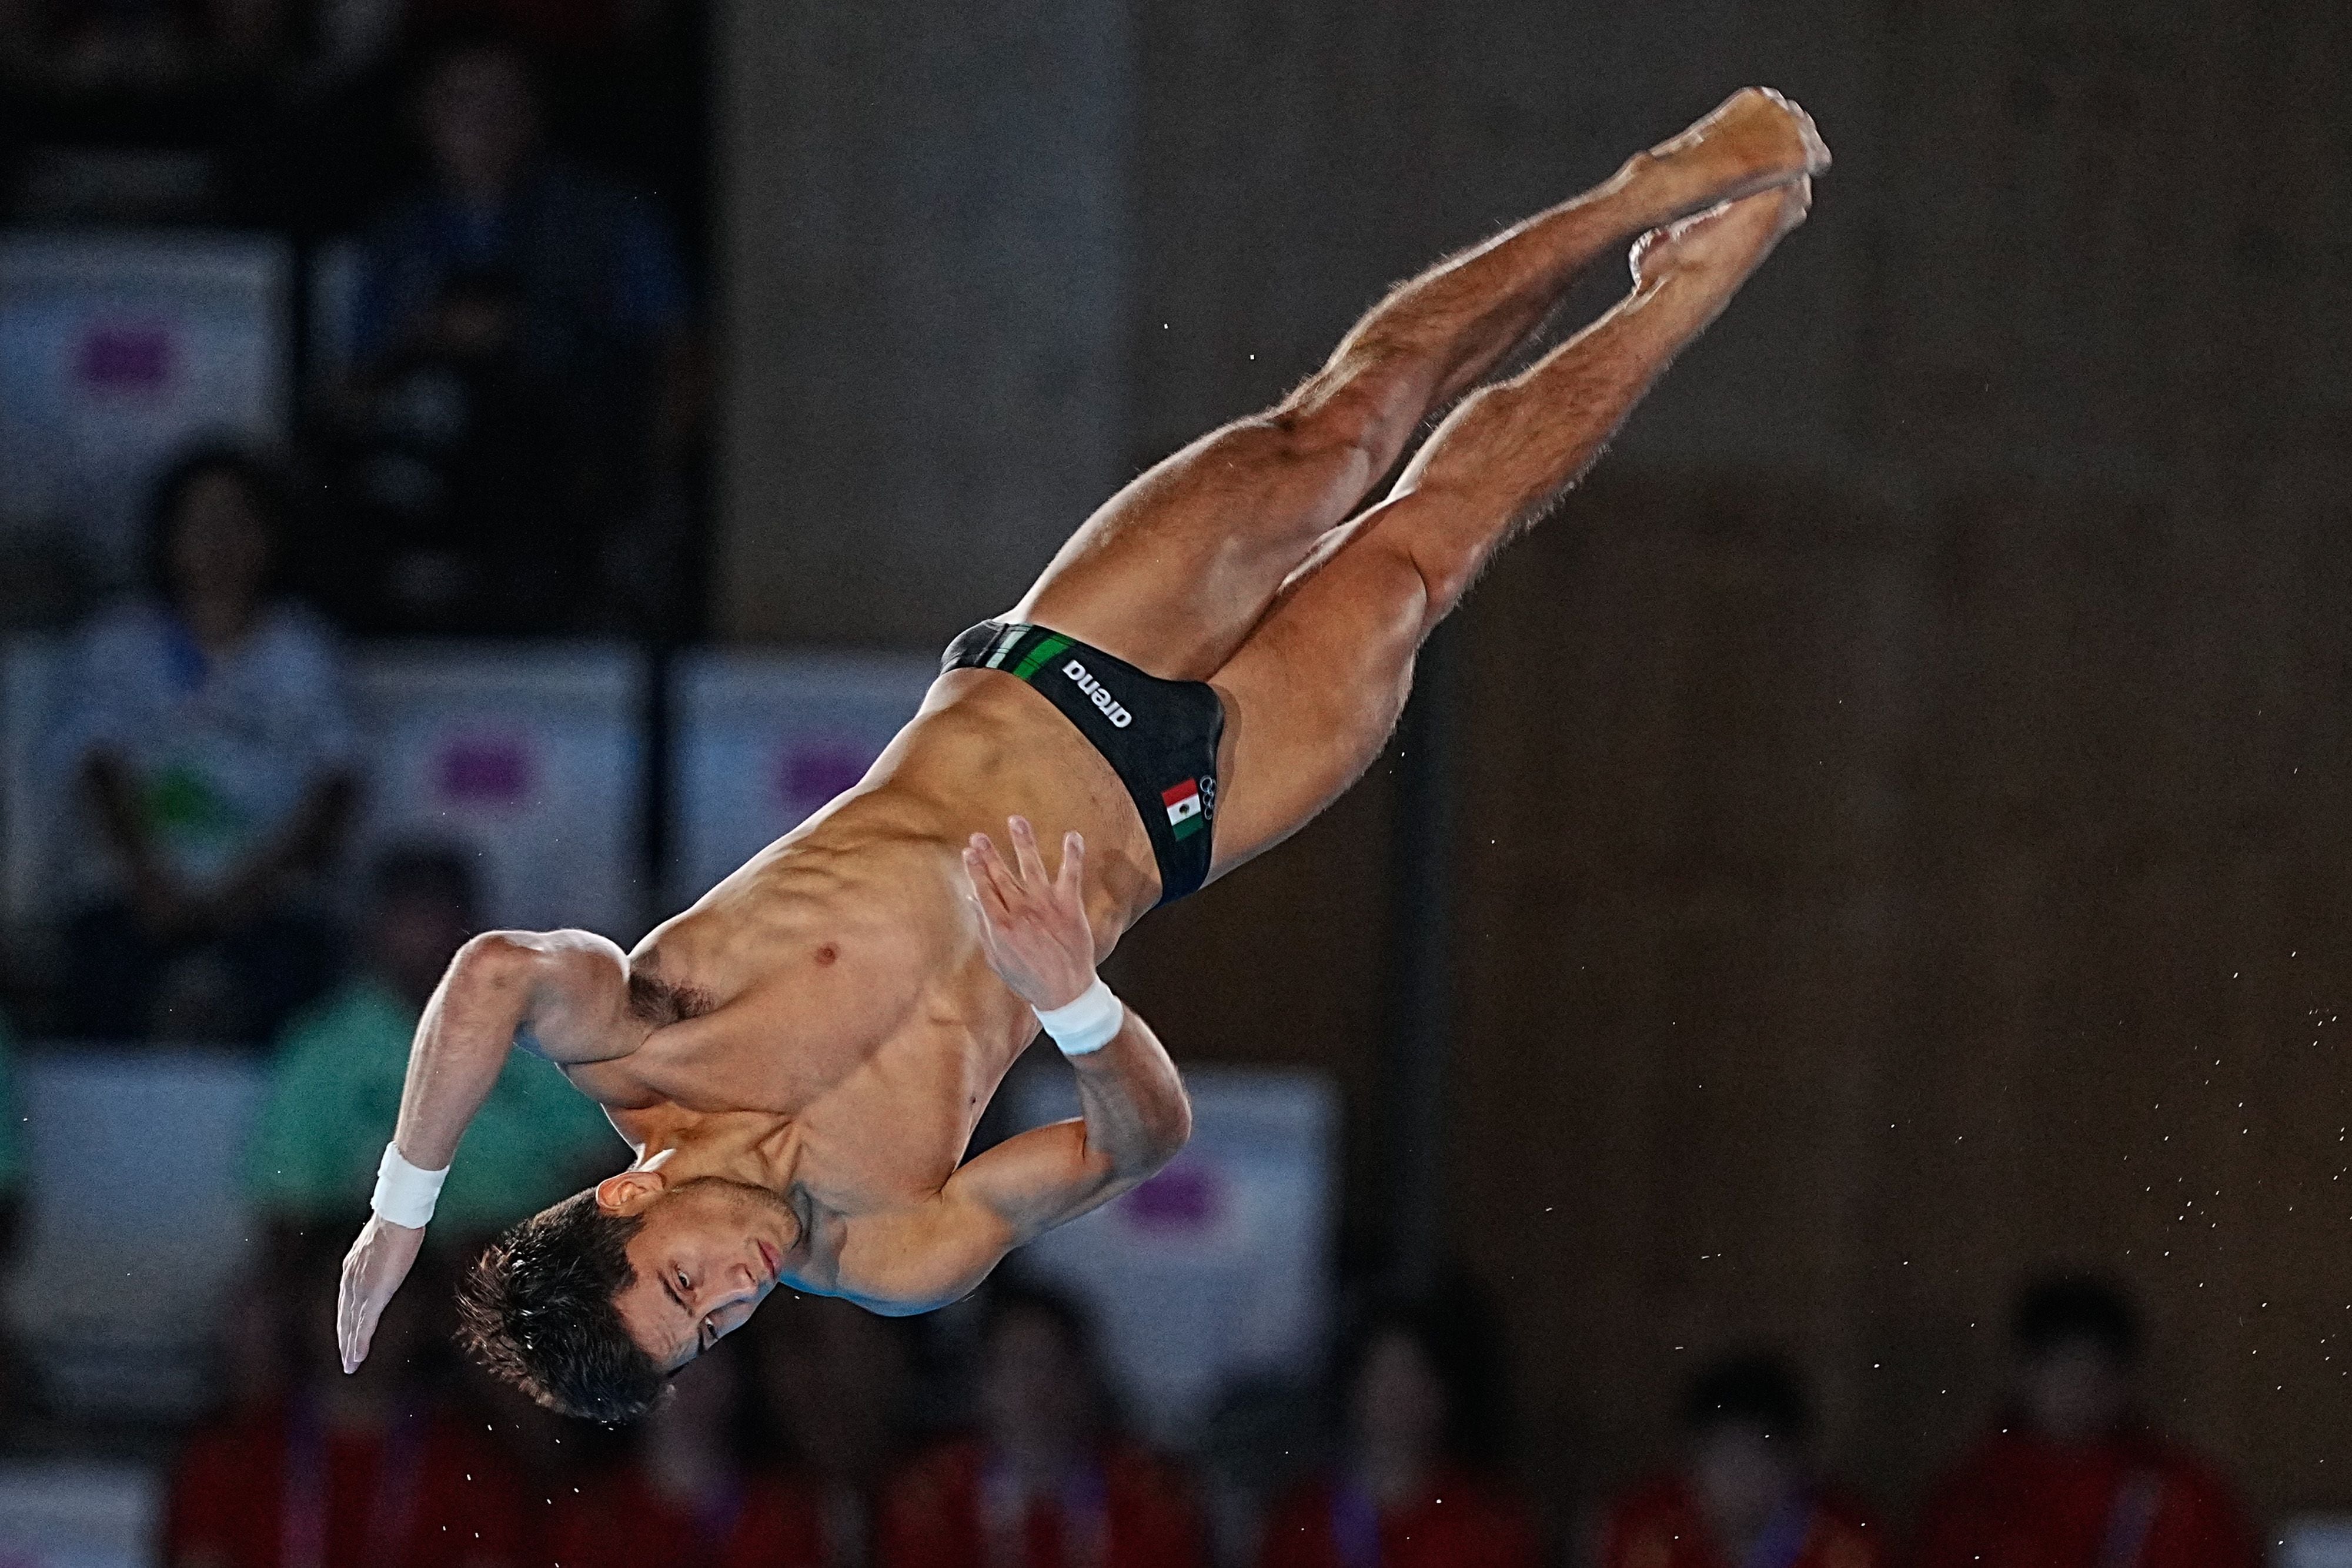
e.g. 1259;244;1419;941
1034;977;1124;1057
371;1141;448;1229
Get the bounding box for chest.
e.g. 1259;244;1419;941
597;966;1033;1213
618;926;949;1102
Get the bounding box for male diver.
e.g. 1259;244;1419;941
339;88;1830;1420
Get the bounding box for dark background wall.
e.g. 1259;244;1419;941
719;0;2352;1526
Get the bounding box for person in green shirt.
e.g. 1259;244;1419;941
244;845;620;1247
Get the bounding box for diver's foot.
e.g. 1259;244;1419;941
1629;177;1813;293
1616;87;1830;230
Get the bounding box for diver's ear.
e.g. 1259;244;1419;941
596;1167;667;1215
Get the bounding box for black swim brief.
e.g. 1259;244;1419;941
942;620;1224;904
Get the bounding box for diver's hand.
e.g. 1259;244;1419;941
337;1213;424;1373
964;816;1096;1011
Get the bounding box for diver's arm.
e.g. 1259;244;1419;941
391;930;639;1166
834;818;1192;1309
960;815;1193;1192
835;1003;1190;1312
338;931;643;1370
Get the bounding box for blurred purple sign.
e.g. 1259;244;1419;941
670;652;938;907
75;323;175;393
1119;1159;1227;1233
0;234;289;584
436;734;535;807
352;645;643;940
776;741;872;814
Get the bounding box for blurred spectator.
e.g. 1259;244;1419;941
326;27;697;634
0;0;300;107
547;1340;837;1567
165;1237;530;1568
243;844;621;1247
1597;1353;1883;1568
1257;1298;1539;1568
878;1281;1208;1568
401;1;709;239
0;1009;25;1240
742;1290;921;1566
56;447;356;1042
1911;1276;2258;1568
406;0;646;59
0;0;332;230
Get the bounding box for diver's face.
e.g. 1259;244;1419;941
607;1176;795;1372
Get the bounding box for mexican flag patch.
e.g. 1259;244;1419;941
1162;779;1205;840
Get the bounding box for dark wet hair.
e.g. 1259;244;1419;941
142;444;287;599
456;1188;665;1422
2012;1273;2141;1365
1679;1352;1813;1442
369;842;479;918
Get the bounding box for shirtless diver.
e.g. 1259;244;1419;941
337;88;1830;1420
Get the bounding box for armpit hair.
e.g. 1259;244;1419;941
627;968;715;1027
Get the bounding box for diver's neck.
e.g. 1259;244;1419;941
634;1111;800;1194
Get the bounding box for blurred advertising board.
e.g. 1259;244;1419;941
1;1048;263;1423
351;642;646;941
0;1462;158;1568
2;639;647;955
1007;1066;1337;1443
2285;1519;2352;1568
666;650;937;908
0;233;289;585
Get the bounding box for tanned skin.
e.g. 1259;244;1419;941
339;88;1829;1378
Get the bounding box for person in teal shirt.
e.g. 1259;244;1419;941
244;845;620;1243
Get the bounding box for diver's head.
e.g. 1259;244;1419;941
458;1168;793;1421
